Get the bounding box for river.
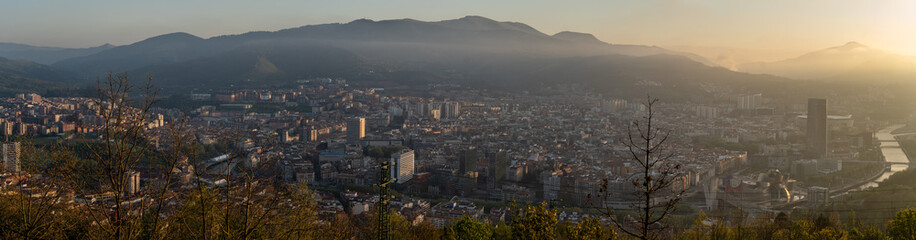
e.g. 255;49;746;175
855;124;911;190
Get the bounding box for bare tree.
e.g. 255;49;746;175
0;143;70;240
598;96;684;240
140;114;196;240
226;140;280;240
80;72;158;240
168;125;295;240
169;128;239;240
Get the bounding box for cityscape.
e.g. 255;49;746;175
3;1;916;239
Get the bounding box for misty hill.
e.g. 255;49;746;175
130;45;786;100
52;16;713;81
738;42;916;81
552;31;607;45
0;42;114;65
0;57;75;96
54;32;206;77
468;54;790;99
0;57;74;82
132;42;374;90
35;16;797;99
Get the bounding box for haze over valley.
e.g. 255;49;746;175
3;2;916;239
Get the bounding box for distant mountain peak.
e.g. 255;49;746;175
348;18;375;24
738;41;915;80
828;41;869;51
159;32;198;38
552;31;607;45
122;32;204;49
456;15;495;22
437;16;543;36
842;41;866;47
141;32;203;42
439;15;504;27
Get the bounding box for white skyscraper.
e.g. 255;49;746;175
737;93;762;110
695;106;719;119
3;142;20;172
390;149;415;184
444;102;460;119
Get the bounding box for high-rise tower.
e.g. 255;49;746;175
806;98;828;158
3;142;20;172
390;149;415;184
124;171;141;196
346;117;365;145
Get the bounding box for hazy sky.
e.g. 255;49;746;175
3;0;915;59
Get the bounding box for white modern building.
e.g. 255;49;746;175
737;93;762;109
3;142;20;172
391;149;415;184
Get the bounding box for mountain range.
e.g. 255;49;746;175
0;57;75;96
738;42;916;81
51;16;712;78
0;42;114;65
0;16;800;97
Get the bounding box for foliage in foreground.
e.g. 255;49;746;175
7;183;916;240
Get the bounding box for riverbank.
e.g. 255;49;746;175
891;123;916;135
895;134;916;163
831;125;909;196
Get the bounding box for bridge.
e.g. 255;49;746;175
201;154;241;175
